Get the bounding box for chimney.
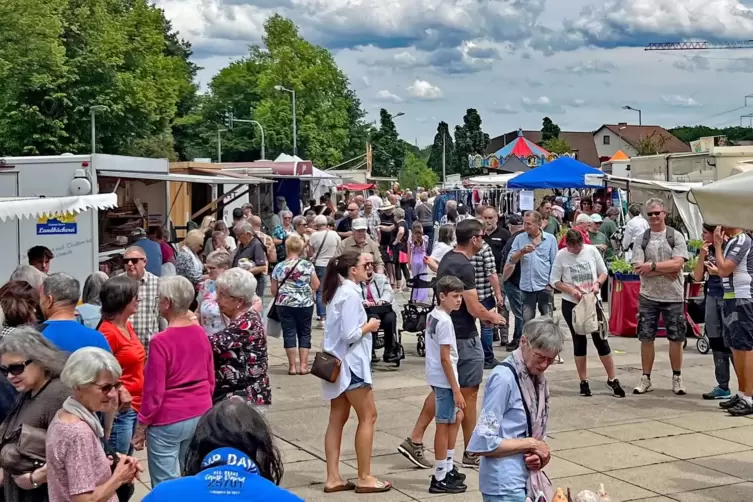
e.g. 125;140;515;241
618;122;627;126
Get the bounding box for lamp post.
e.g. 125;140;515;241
90;105;109;154
229;112;266;160
623;105;642;141
274;85;297;156
217;128;227;163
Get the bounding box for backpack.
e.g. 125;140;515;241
640;227;676;252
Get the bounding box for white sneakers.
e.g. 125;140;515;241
633;375;652;394
632;374;686;395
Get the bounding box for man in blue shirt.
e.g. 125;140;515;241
38;273;111;353
506;211;558;325
130;228;163;277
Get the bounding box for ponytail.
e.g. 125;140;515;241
322;251;361;305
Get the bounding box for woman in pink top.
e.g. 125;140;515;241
131;276;215;488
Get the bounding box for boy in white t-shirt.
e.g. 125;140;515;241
425;276;467;494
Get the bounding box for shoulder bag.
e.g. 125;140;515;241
0;423;46;474
311;231;330;264
312;341;361;383
266;259;302;322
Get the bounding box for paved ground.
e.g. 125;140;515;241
133;294;753;501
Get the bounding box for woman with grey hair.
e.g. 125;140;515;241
76;271;109;329
131;276;214;487
9;265;46;292
0;328;70;501
212;268;271;405
272;210;294;263
46;347;141;501
391;207;410;290
440;200;459;225
197;250;233;335
468;316;564;502
292;215;309;243
175;229;206;287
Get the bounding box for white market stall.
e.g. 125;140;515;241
690;168;753;230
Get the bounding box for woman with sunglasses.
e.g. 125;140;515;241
320;251;391;494
0;327;69;502
46;347;142;502
98;276;146;455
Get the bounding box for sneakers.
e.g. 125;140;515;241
633;375;652;394
672;375;686;395
580;380;592;397
429;474;467;494
461;452;479;468
703;386;732;400
505;341;519;352
447;466;466;483
397;438;432;469
607;379;626;398
727;397;753;416
484;359;501;370
720;394;743;409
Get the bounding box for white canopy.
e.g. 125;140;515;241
0;193;118;222
690;170;753;230
465;173;521;186
273;153;340;200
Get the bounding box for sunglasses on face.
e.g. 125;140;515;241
124;258;145;265
363;262;374;268
647;211;663;217
0;360;32;377
92;381;123;394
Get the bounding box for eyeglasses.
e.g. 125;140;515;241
532;351;557;365
647;211;663;217
124;258;145;264
0;360;32;377
92;381;123;394
363;262;374;268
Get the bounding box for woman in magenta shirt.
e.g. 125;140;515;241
131;276;215;488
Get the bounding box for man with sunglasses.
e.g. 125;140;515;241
336;203;360;239
360;253;401;364
121;246;161;352
631;198;689;395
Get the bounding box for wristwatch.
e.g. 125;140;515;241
651;262;657;272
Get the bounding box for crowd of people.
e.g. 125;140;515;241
0;180;747;501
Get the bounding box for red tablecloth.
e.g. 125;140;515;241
609;274;640;336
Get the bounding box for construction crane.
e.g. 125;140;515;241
646;41;753;50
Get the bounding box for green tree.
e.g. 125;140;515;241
542;137;570;155
428;121;455;179
400;151;438;189
635;132;671;156
541;117;561;143
371;108;404;177
453;109;490;176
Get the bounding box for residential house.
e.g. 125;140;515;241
487;130;601;167
594;123;690;162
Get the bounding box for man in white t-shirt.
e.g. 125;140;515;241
424;276;467;494
367;190;383;211
307;215;341;322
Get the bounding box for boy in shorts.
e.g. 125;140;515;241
425;276;468;493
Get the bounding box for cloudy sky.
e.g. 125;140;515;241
156;0;753;146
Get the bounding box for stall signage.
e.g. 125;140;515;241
37;214;78;235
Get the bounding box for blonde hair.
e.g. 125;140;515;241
184;229;205;251
199;216;216;231
285;234;304;255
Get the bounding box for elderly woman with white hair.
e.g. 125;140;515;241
272;210;294;263
46;347;141;502
131;276;215;487
175;229;206;287
196;250;233;335
0;328;69;502
212;268;271;406
307;215;341;323
468;317;565;502
76;271;109;329
9;265;46;323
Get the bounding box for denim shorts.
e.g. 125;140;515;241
346;370;370;391
432;386;457;424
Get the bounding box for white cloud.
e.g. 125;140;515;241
374;89;403;103
521;96;565;114
488;103;519;115
550;59;617;74
408;79;443;100
569;99;586;107
660;95;702;108
673;55;711;72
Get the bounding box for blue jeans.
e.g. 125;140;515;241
315;266;327;318
146;416;201;488
278;305;313;349
522;289;552;325
504;282;524;344
480;296;496;362
108;408;137;455
423;225;435;256
482;491;527;502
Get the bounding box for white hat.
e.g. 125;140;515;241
590;214;603;223
576;213;593;225
352;218;368;230
378;203;395;211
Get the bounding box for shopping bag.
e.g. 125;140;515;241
572;292;599;335
263;303;282;338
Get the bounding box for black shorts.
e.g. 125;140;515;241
723;298;753;351
380;245;395;264
637;296;685;342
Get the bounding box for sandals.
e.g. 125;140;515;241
355;480;392;494
288;369;297;375
323;481;356;493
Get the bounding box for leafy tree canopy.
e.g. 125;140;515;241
542;137;570;155
371;108;404;177
427;121;454;180
399;151;438;190
541;117;561;143
453;109;489;176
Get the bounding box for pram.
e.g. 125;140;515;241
400;273;436;357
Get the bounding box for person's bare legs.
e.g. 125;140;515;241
575;356;588;381
324;394;351;490
733;350;747;394
347;386;384;488
299;348;310;373
641;340;656;374
600;354;616;380
285;348;298;374
668;340;683;372
447;410;463;463
741;351;753;396
460;386;479;449
410;392;435;443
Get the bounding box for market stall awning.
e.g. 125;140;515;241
98;170;272;184
494;132;550;159
338;183;375;191
0;193;118;222
507;157;604;189
690;170;753;229
605;175;701;192
465;173;521;186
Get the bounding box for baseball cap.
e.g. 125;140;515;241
590;214;603;223
352;218;368;230
508;214;523;226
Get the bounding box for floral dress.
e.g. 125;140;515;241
197;279;225;335
208;309;271;406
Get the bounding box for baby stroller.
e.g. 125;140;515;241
400;273;436;357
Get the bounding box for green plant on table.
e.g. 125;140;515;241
610;256;633;274
685;255;699;273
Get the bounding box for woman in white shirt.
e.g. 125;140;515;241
426;224;455;272
550;230;625;399
320;251;392;495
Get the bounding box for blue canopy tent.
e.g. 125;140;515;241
507;156;604;189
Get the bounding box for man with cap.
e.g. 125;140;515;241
130;227;163;277
588;213;612;262
337;218;385;273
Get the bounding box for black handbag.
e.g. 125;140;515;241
268;259;301;322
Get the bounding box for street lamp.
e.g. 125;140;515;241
216;128;227;163
274;85;297;156
623;105;643;142
90;105;109;154
228;110;267;160
393;112;405;119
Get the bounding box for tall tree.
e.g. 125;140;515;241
371;109;404;177
453;109;490;176
427;121;454;179
541;117;561;143
542;137;570;155
400;151;438;189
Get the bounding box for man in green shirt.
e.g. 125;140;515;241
600;206;619;240
539;200;560;235
589;214;613;262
